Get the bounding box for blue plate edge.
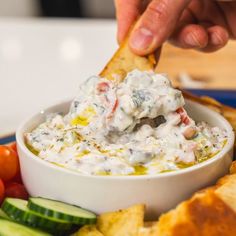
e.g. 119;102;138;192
0;134;16;145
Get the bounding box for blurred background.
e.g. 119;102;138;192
0;0;115;18
0;0;235;139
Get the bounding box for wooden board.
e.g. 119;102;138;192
157;40;236;89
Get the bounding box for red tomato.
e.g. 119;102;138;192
9;142;17;153
111;99;119;113
97;82;110;93
5;182;29;200
6;143;22;184
0;145;20;182
107;99;119;120
176;107;190;125
0;179;5;204
12;172;23;184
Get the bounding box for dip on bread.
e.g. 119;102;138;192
25;70;227;175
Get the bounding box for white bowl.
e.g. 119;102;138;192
16;99;235;219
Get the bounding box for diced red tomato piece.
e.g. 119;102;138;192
107;99;119;119
5;182;29;200
111;99;119;113
0;179;5;204
176;107;190;125
0;146;20;182
97;82;110;93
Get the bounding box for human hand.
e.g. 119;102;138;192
115;0;236;55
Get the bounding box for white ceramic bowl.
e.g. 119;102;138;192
16;99;235;219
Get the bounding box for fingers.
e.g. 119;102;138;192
170;24;229;53
129;0;191;55
115;0;232;55
170;1;230;52
200;25;229;53
115;0;141;44
170;24;208;49
218;2;236;39
188;0;228;28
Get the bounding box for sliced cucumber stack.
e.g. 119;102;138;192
2;198;72;233
1;197;97;234
28;197;97;225
0;218;52;236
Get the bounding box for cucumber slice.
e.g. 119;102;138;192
28;197;96;225
0;209;11;221
0;218;52;236
1;198;72;233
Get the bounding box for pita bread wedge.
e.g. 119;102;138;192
156;170;236;236
138;221;159;236
215;174;236;213
230;161;236;174
99;36;156;82
73;225;104;236
97;204;145;236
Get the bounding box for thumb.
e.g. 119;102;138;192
115;0;141;44
129;0;191;55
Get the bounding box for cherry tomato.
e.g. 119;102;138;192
7;143;22;183
9;142;17;152
0;145;20;182
0;179;5;204
5;182;29;200
10;171;23;184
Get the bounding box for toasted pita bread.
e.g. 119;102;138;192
215;174;236;213
73;225;104;236
138;221;159;236
97;204;145;236
99;35;156;82
156;171;236;236
230;161;236;174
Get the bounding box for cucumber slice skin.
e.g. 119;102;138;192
1;198;72;233
0;218;52;236
0;209;11;221
28;198;97;225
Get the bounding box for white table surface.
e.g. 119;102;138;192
0;18;117;137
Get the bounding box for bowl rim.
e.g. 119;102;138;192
16;99;235;180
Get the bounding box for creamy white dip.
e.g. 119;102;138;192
25;70;227;175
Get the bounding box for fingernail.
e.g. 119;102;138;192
184;32;202;47
130;27;154;50
210;32;227;46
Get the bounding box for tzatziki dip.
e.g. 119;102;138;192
25;70;228;176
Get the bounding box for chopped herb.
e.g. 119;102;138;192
131;90;149;107
73;101;80;108
57;138;64;142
